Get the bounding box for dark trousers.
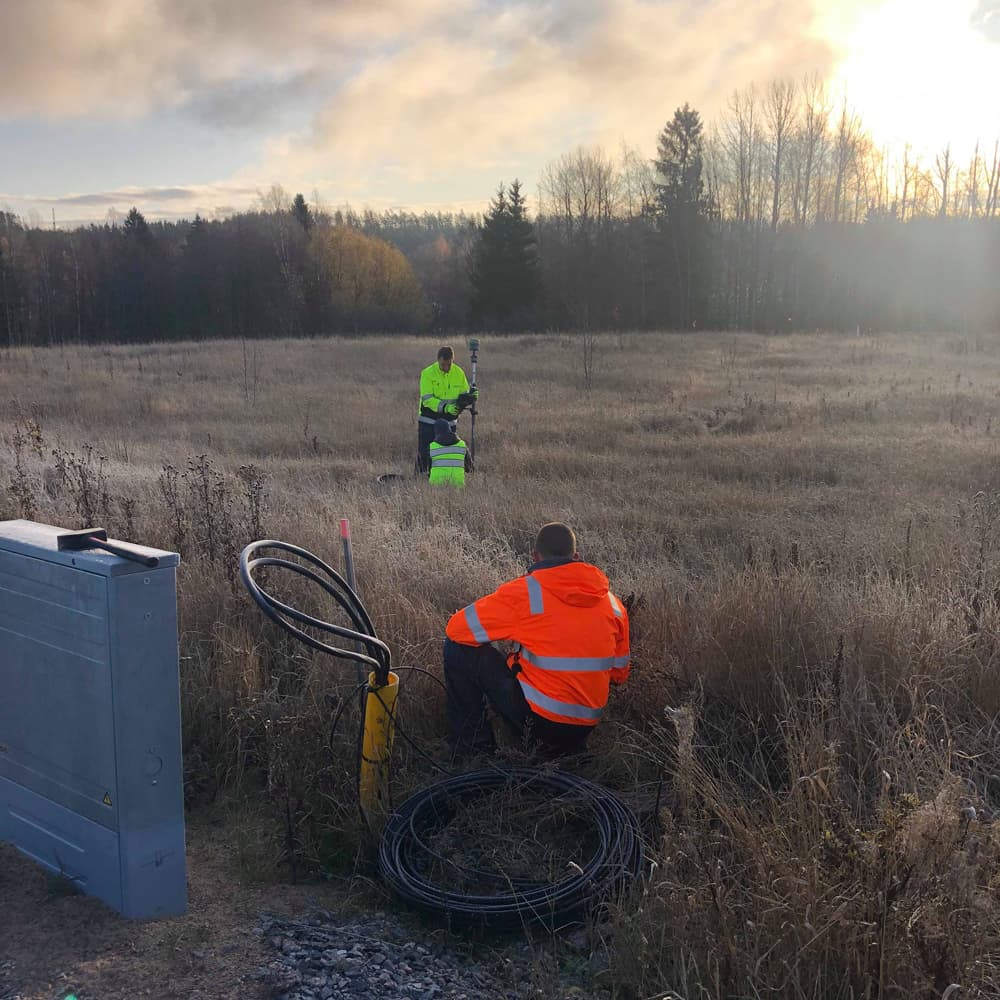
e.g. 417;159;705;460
417;421;436;474
443;639;592;756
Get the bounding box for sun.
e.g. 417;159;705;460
819;0;1000;163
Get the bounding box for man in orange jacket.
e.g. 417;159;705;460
444;522;630;757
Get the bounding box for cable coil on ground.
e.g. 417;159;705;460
378;766;644;929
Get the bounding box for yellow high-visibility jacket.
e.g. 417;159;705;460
429;437;468;487
418;362;469;426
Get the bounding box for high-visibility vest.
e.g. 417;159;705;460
429;438;467;487
445;561;630;726
418;362;469;425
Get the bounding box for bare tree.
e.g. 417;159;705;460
935;145;953;217
714;85;770;328
765;79;797;229
984;139;1000;218
538;146;619;234
538;146;620;328
719;84;764;224
911;164;930;216
899;144;912;221
831;97;862;222
965;142;982;218
257;183;305;336
851;134;878;222
619;142;657;219
862;142;891;218
799;74;830;224
619;142;657;327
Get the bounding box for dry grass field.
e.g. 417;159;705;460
3;330;1000;998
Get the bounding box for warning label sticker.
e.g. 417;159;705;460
102;792;113;807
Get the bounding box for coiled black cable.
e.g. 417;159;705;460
240;539;394;832
239;539;391;686
378;766;643;929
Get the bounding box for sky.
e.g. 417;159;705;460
1;0;999;227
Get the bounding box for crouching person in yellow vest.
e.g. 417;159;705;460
429;418;470;487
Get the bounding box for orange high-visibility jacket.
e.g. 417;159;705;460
446;560;630;726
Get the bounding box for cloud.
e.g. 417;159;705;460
0;183;263;225
21;184;257;206
261;0;839;191
3;0;856;221
181;69;326;129
39;188;198;206
972;0;1000;41
0;0;464;119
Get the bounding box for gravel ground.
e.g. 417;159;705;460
1;820;614;1000
256;911;613;1000
1;961;16;1000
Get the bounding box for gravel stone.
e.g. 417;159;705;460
258;911;611;1000
1;960;18;1000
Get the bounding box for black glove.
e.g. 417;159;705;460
457;391;477;409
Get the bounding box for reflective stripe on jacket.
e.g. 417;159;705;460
445;561;631;726
418;362;470;423
429;439;467;487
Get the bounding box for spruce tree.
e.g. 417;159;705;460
654;104;709;329
123;206;151;242
655;104;706;215
291;193;313;232
470;183;507;323
504;180;540;321
470;180;539;328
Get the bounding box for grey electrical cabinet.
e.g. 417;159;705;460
0;519;187;918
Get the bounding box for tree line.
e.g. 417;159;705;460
2;75;999;347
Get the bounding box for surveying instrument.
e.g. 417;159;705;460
467;337;479;468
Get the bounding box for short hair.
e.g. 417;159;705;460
437;345;454;361
535;522;576;560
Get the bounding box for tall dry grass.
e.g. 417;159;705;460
2;330;1000;996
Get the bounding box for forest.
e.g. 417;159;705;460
2;77;999;346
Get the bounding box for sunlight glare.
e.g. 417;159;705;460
825;0;1000;161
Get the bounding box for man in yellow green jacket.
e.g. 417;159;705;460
417;345;476;474
429;419;470;487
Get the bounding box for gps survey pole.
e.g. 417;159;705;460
468;337;479;468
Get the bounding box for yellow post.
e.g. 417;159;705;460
359;670;399;828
